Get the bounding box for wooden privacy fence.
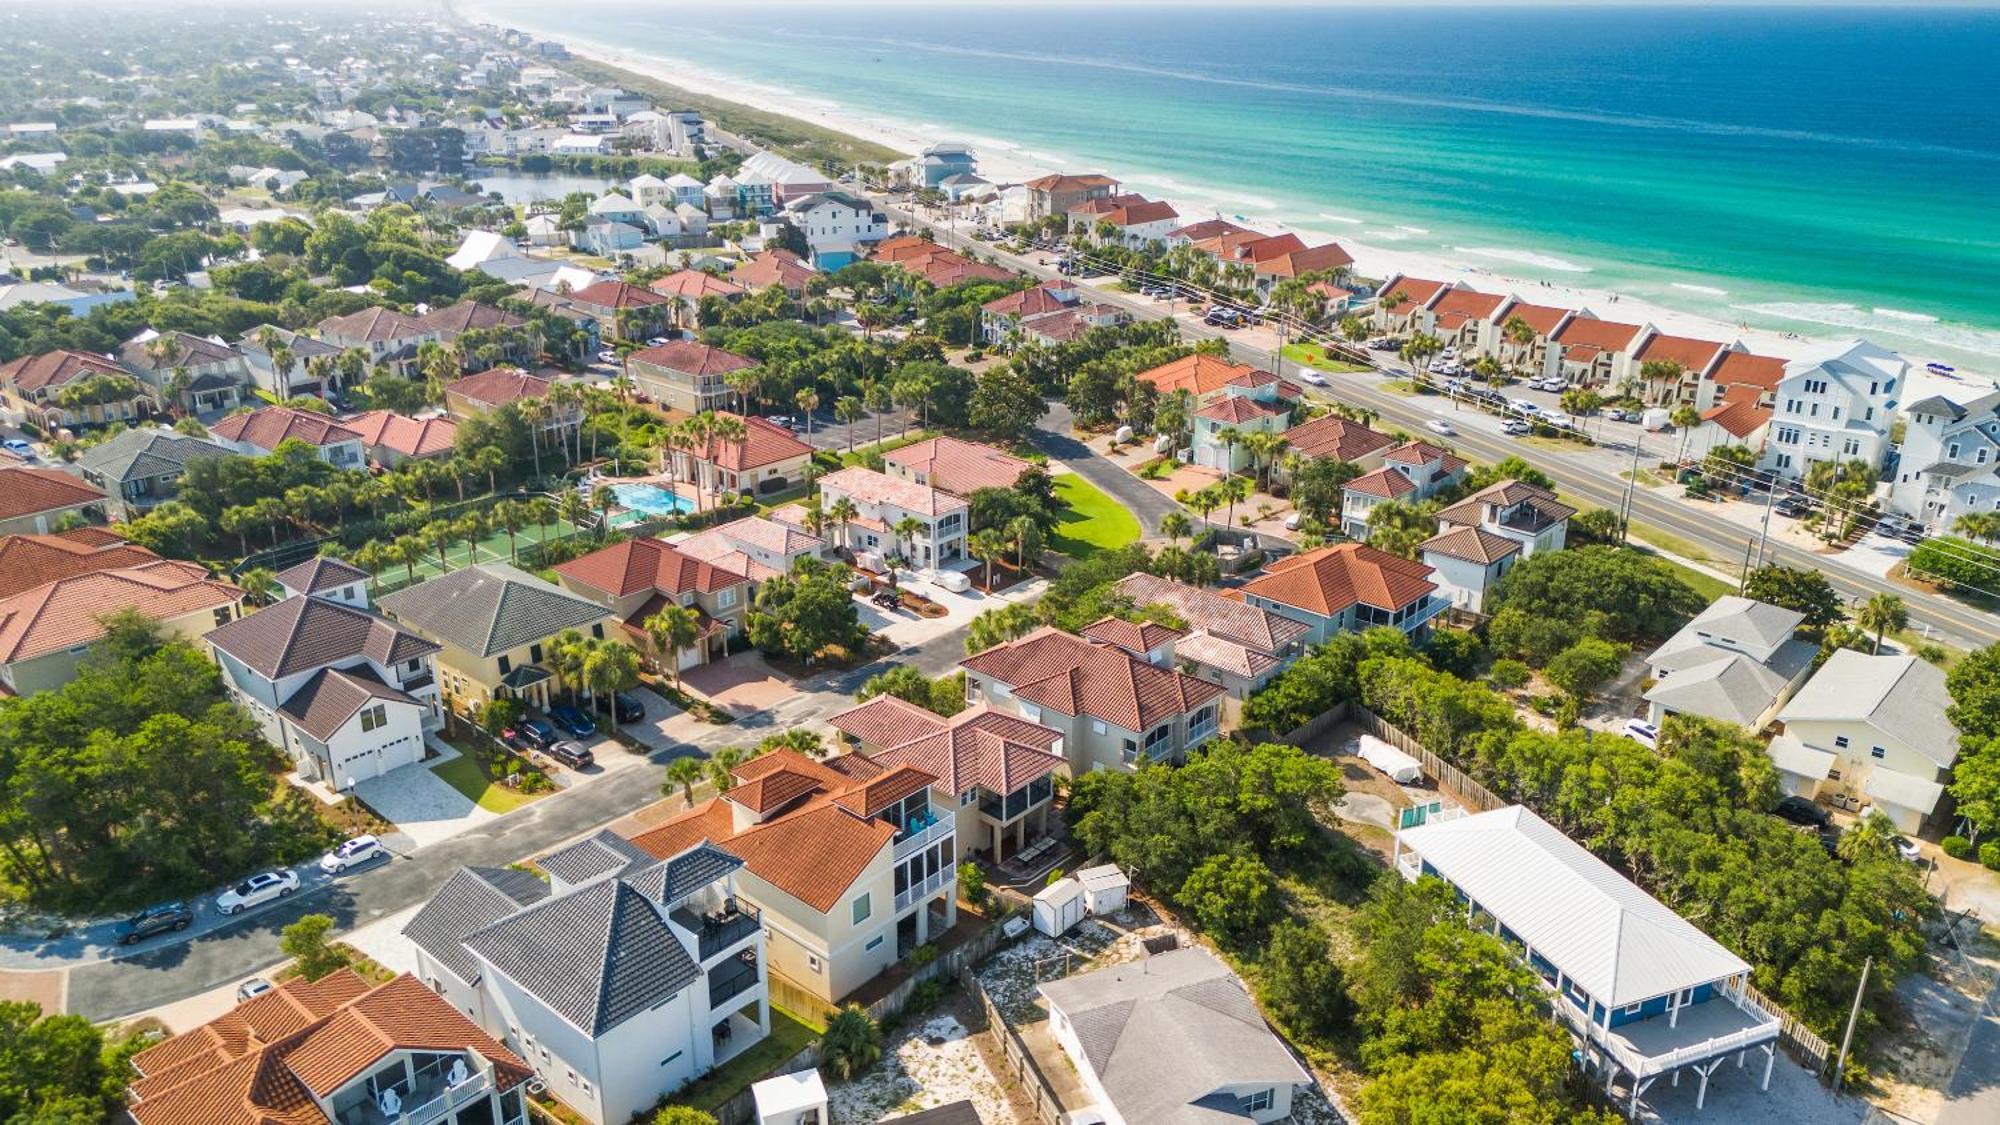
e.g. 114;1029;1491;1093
1288;704;1834;1076
965;969;1067;1125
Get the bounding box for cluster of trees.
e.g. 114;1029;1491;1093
1946;644;2000;857
0;614;336;910
1481;546;1707;703
745;558;868;666
855;665;966;718
0;1001;144;1122
1740;563;1925;662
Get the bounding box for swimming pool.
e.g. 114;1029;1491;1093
610;483;697;517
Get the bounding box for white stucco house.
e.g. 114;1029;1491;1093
1760;338;1903;478
1770;650;1959;833
1889;388;2000;532
1420;480;1576;612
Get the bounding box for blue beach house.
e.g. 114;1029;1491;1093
1393;804;1782;1118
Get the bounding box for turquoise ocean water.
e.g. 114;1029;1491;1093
469;2;2000;368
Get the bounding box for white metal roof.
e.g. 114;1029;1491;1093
1397;805;1749;1007
1766;735;1836;781
1863;769;1946;814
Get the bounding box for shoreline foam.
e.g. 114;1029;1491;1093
461;3;1996;400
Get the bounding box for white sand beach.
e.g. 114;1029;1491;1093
469;7;1993;404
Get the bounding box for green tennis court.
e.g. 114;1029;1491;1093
377;518;592;590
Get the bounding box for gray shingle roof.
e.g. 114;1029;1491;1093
275;556;370;595
1038;948;1309;1124
74;428;231;483
204;593;437;679
376;563;609;658
626;841;742;908
278;666;417;742
402;866;551;983
1778;650;1959;767
540;829;654;888
462;876;701;1036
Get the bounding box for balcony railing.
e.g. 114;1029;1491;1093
979;777;1054;823
673;901;762;961
339;1066;490;1125
894;866;955;912
1555;992;1779;1080
708;949;761;1010
1186;719;1220;749
892;812;952;861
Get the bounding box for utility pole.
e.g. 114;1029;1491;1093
1619;432;1645;544
1741;480;1780;588
1833;956;1871;1093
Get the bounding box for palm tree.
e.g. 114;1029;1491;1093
827;497;858;553
592;483;619;539
393;535;424;585
726;366;761;416
1857;593;1909;654
644;605;704;690
795;388;821;440
819;1006;883;1081
1502;315;1537;374
1177;486;1221;532
520;397;548;479
1009;514;1044;573
237;566;277;607
663;756;705;807
1220;474;1252;527
1669;403;1703;467
893;515;924;563
584;641;642;735
549;630;592;699
1160;511;1191;545
1242;431;1288;494
833;396;863;453
865;379;894;445
708;746;744;792
970;528;1009;590
1837;810;1903;864
1955;512;2000;542
1211;426;1242;477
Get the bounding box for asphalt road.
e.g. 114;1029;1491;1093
67;630;965;1021
882;198;2000;652
1033;399;1182;537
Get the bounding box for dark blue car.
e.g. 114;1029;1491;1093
510;718;558;750
548;703;598;738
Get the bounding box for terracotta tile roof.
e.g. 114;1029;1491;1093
1080;615;1186;656
1222;232;1307;263
1702;392;1773;439
828;694;949;748
210;407;361;451
819;466;968;516
566;279;670;310
649;270;746;301
892;249;1013;287
129;971;531;1125
0;465;104;520
416;300;525;338
732;249;816;292
1634;333;1727;372
1193;395;1284;424
1427;288;1507;320
868;708;1066;796
443;367;551;410
1254;242;1355;278
203;593;436;679
339;410;458;459
628;340;756;377
1103;200;1179;228
981;282;1076;319
1343;464;1416;499
554;537;748;598
1710;351;1787;392
1135;353;1265;400
883;436;1030;495
1494;301;1571;336
683;414;813;471
1553;317;1646;353
1025;173;1119;192
631;745;924;913
315;306;431;344
0;348;128;393
1377;276;1451;308
1169;219;1257;243
1112;573;1309;656
0;560;239;664
1384;440;1454;467
1282;414;1396;463
960;626;1223;732
1420;525;1522;565
1240;543;1437;615
0;531;156;598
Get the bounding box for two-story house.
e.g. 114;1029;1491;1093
1421;288;1510;356
1277;413;1397;480
883;435;1031;497
1393;805;1781;1119
626;341;758;416
314;306;439;378
127;970;535;1125
1371;276;1453;338
1190;373;1296;473
1890;389;2000;531
1340;442;1468;537
732;249;817;297
1546;316;1648;389
829;695;1065;863
114;330;251;416
563;280;673;343
235;325;346;399
407;835;769;1125
980;281;1081;347
631;749;959;1012
796;466;969;566
1112;572;1310;697
783;191;888;270
553;537;750;671
1421;480;1576;613
959;626;1225;773
204;557;443;786
672;516;828;585
443;368;582;441
377;563;615;709
74;426;232;519
669;413;814;499
0;348;159;431
209;406;366;468
1760;338;1902;478
340;409;460;467
0;560;242;696
1024;172;1120;221
419;300;534;363
0;466;103;536
1237;543;1445;644
1642;596;1816;730
1485;298;1575;374
1629;333;1732;407
649;270;747;328
1771;650;1959;833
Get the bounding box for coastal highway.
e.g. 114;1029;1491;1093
877;197;2000;652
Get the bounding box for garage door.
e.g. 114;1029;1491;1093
677;645;704;671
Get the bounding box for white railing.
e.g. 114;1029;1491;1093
894;867;955;912
1557;994;1779;1080
892;816;953;863
1185;720;1219;749
400;1070;490;1125
1395;853;1422;882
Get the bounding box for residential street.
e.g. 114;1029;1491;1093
1032;399;1183;537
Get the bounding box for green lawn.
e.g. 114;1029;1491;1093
677;1006;821;1112
1644;553;1735;602
1051;473;1142;558
430;755;535;814
1281;342;1371;374
836;428;937;468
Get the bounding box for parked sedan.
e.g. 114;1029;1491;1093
1;438;33;457
548;702;599;739
215;870;300;915
1296;370;1327;386
1771;795;1831;830
319;834;386;874
546;741;596;769
116;901;193;945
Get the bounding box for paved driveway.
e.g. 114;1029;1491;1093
680;653;796;715
356;744;495;850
